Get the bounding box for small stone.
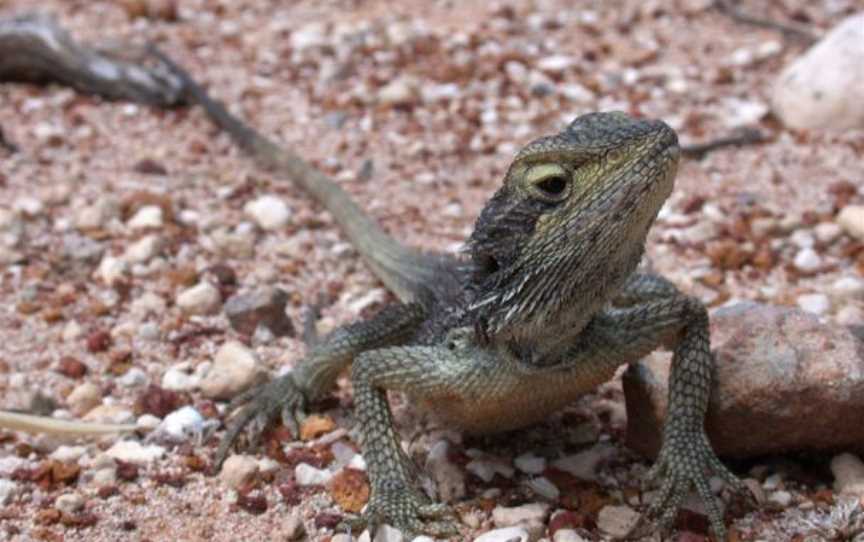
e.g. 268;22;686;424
814;222;843;244
91;467;117;487
117;367;148;388
559;83;595;104
176;281;221;315
831;453;864;497
793;248;822;272
295;463;332;486
13;196;44;217
525;476;560;501
723;98;769;128
55;493;85;514
130;291;167;317
244;195;291;231
83;405;134;425
514;452;546;475
772;13;864;129
96;256;129;286
66;382;102;416
378;76;417;106
425;440;466;503
327;468;370;514
0;479;19;504
284;511;306;540
199;341;265;400
157;406;204;441
537;55;575;74
224;287;294;337
473;527;529;542
161;364;199;392
831;277;864;301
492;502;549;528
220;455;260;489
596;505;640;538
299;414;337;441
768;490;793;507
551;444;615;481
837;205;864;241
105;440;165;464
123;234;162;263
136;414;161;431
62;321;84;341
796;293;830;315
553;529;588;542
789;229;815;249
50;445;87;463
836;305;864;327
127;205;164;229
290;22;327;51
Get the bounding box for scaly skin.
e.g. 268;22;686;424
200;108;748;540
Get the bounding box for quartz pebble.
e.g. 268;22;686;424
492;502;549;528
157;406;205;441
831;453;864;497
514;452;546;475
837;205;864;241
596;505;640;538
127;205;164;229
793;248;821;272
66;382;102;416
105;441;165;464
0;480;19;504
796;293;830;316
220;454;260;489
244;195;291;230
199;341;264;400
474;527;529;542
295;463;332;486
553;529;588;542
55;493;85;514
176;281;221;315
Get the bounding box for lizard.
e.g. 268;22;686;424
146;51;751;541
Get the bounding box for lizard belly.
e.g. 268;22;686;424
413;351;620;434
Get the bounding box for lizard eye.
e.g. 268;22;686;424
525;163;570;201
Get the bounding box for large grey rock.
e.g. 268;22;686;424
224;287;294;337
624;302;864;458
771;13;864;130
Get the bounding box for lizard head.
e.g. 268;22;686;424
466;112;679;355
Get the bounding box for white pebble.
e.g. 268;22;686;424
199;341;264;400
244;195;291;230
157;406;204;441
831;453;864;497
473;527;529;542
837;205;864;241
117;367;148;388
55;493;85;514
105;441;165;464
597;505;641;538
831;277;864;301
220;454;260;489
176;281;221;315
793;248;822;272
123;234;161;263
836;305;864;326
13;196;44;217
768;490;792;507
0;480;18;505
95;255;129;285
492;502;549;527
514;452;546;475
294;463;332;486
525;476;559;500
50;445;87;463
127;205;164;229
796;293;830;315
161;365;199;392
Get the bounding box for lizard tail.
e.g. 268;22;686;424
0;410;136;437
153;48;439;304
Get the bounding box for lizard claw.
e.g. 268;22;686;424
338;481;459;539
213;373;308;471
645;430;743;541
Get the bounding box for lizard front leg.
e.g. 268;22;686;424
589;283;748;539
215;302;425;469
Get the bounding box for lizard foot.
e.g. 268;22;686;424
341;480;459;539
645;429;749;541
213;373;308;470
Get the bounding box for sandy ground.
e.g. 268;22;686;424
0;1;862;541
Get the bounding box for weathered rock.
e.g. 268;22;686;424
199;341;266;400
224;287;295;337
837;205;864;242
771;13;864;130
831;453;864;498
220;454;260;489
596;505;640;539
624;302;864;458
176;281;221;315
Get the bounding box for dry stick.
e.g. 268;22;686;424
680;128;767;160
714;0;817;44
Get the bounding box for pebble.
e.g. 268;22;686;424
224;288;294;337
123;234;161;263
525;476;560;501
814;222;843;244
176;281;221;315
474;527;529;542
161;364;199;392
559;83;595;104
553;530;588;542
117;367;148;388
244;195;291;230
768;490;793;507
136;414;161;431
551;443;615;481
514;452;546;475
466;456;514;483
831;453;864;497
13;196;44;217
96;255;129;285
596;505;641;538
837;205;864;241
62;321;83;341
105;440;166;464
50;445;87;463
425;440;466;502
55;493;85;514
66;382;102;416
492;502;549;528
290;22;328;51
537;55;575;74
0;480;17;505
793;248;822;272
156;406;205;441
91;467;117;487
199;341;264;400
220;454;260;489
831;277;864;301
131;291;167;316
772;13;864;129
83;405;134;425
127;205;164;229
836;305;864;326
789;229;815;249
796;293;830;316
378;76;418;106
295;463;332;486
